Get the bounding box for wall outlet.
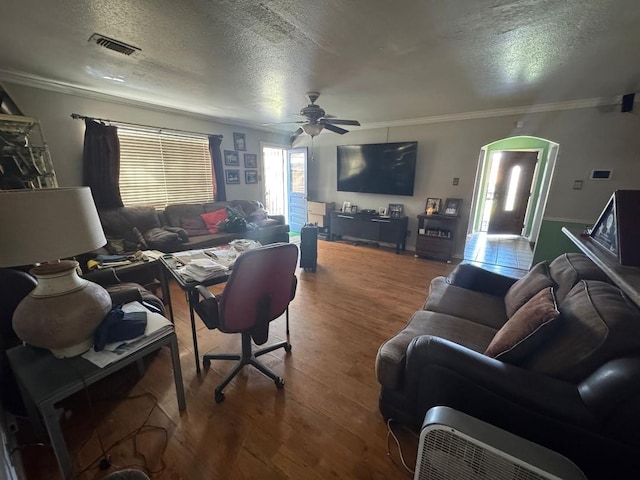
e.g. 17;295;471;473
573;180;583;190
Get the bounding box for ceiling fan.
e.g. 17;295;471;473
282;92;361;140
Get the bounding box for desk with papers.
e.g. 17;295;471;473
160;241;260;373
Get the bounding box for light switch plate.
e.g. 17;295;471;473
573;180;583;190
452;177;459;185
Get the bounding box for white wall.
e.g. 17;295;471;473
299;107;640;256
5;82;640;257
3;83;289;202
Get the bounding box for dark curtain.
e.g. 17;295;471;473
209;135;226;201
82;119;123;208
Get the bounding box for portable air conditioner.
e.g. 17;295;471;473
414;407;587;480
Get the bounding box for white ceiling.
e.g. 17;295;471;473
1;0;639;132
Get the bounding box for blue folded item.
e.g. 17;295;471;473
93;307;147;351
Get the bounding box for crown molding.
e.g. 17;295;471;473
360;97;621;130
0;68;621;134
0;69;287;135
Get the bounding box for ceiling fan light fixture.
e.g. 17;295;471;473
302;123;323;137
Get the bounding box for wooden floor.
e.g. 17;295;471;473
18;240;455;479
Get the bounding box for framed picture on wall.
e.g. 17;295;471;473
245;170;258;184
224;150;239;166
225;170;240;184
244;153;257;168
233;132;246;151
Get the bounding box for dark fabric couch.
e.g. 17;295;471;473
97;200;289;253
162;200;289;250
376;253;640;479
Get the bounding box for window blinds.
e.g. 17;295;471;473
117;126;214;209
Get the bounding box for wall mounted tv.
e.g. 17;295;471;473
337;141;417;196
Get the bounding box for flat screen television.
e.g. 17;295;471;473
337;141;417;196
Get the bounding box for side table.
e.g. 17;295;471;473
7;329;186;480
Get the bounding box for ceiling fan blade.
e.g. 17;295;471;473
322;119;360;126
290;127;303;142
323;123;349;135
262;121;306;126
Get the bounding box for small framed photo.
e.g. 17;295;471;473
224;150;239;166
244;153;257;168
425;198;441;215
225;169;240;184
590;196;617;255
233;132;246;151
245;169;258;184
341;201;351;213
443;198;462;216
351;205;358;214
378;207;388;216
388;203;404;218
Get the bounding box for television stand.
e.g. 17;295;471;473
330;211;408;254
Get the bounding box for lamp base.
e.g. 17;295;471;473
12;260;112;358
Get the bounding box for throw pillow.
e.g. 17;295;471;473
504;261;555;318
485;287;560;360
180;216;209;236
201;209;227;234
522;280;640;381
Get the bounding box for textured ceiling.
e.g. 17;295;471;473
1;0;639;131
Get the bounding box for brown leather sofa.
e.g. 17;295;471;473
376;253;640;479
162;200;289;250
97;200;289;253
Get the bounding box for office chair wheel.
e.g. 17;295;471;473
203;358;211;368
284;343;292;353
215;390;225;403
275;377;285;389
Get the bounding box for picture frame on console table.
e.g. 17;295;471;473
342;201;351;213
589;190;640;266
443;198;462;216
388;203;404;218
425;198;441;215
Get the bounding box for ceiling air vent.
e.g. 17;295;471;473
89;33;140;56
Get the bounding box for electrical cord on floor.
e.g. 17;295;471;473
74;391;169;477
69;364;169;477
386;418;415;476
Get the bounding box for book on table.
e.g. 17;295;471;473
82;301;173;368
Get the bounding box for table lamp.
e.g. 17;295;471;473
0;187;112;358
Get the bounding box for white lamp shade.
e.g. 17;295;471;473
0;187;107;267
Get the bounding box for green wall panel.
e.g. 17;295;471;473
532;219;584;264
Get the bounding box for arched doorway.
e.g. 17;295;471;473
465;136;559;272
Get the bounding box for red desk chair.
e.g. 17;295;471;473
194;243;298;403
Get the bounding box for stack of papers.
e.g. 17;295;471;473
82;301;173;368
171;249;230;282
181;257;229;282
